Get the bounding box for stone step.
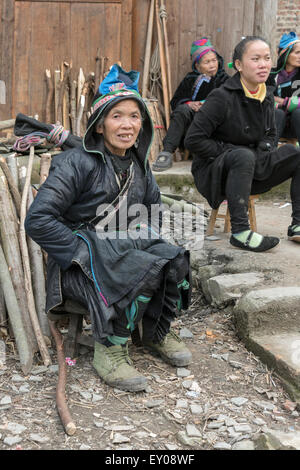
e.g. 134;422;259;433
246;332;300;404
206;272;264;308
234;286;300;339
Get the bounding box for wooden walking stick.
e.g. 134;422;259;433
155;0;170;127
142;0;155;97
19;146;51;367
48;319;76;435
0;156;21;217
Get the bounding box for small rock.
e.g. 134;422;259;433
4;436;22;446
6;423;27;435
136;431;149;439
31;366;48;375
182;380;193;389
232;440;255;450
79;444;91;450
29;375;43;382
113;433;130;444
231;397;248;407
165;443;178;450
186;391;200;399
145;399;164;408
234;424;252;433
94;421;104;428
19;385;30;393
254;400;276;411
176;431;201;447
176;399;188;409
213;441;232;450
106;425;135;432
176;368;191;378
190;404;203;415
0;396;11;405
252;417;266;426
186;424;201;438
79;391;92;401
29;433;49;444
282;400;297;412
207;421;224;429
11;375;25;383
92;393;103;403
179;328;193;339
47;365;59;374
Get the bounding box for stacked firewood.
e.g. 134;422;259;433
0;149;52;374
45;53;110;136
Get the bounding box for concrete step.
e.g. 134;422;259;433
246;332;300;404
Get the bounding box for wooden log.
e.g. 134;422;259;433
6;153;19;188
70;80;77;134
48;319;77;436
0;285;7;327
155;0;170;128
19;146;51;366
27;188;50;338
45;69;54;123
0;156;21;218
0;243;33;375
142;0;155;98
0;175;37;352
0;119;15;131
95;48;101;92
54;70;61;123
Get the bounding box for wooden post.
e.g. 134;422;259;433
160;0;172;101
45;69;54;123
254;0;278;62
142;0;155;98
0;156;21;217
155;0;170;128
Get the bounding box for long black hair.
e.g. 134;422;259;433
232;36;270;71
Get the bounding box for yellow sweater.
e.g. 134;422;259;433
241;80;266;102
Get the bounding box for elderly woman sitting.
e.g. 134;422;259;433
25;65;192;392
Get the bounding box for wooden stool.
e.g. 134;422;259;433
206;195;258;236
279;137;298;146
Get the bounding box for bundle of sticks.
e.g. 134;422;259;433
142;0;172;127
45;54;109;137
0;149;53;374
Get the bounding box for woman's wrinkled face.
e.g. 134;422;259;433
96;99;142;156
235;40;272;90
286;42;300;70
195;51;218;76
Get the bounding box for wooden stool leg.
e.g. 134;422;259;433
206;209;219;236
223;207;231;233
248;197;257;232
65;315;83;358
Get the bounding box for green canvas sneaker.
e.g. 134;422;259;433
93;342;147;392
143;329;192;367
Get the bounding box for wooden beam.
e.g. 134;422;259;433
254;0;278;61
0;0;14;120
120;0;133;70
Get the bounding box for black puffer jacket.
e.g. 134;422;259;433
24;101;168;314
184;72;300;208
170;53;229;110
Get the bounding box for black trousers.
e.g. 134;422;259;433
223;148;300;233
163;104;195;153
275;108;300;146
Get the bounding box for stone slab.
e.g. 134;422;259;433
247;332;300;403
234;287;300;338
207;272;264;307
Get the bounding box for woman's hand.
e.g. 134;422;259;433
187;101;203;112
274;96;285;106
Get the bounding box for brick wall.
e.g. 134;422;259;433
276;0;300;46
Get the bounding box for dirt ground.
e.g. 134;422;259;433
0;200;300;452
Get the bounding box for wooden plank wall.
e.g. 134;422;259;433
0;0;278;121
132;0;257;97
